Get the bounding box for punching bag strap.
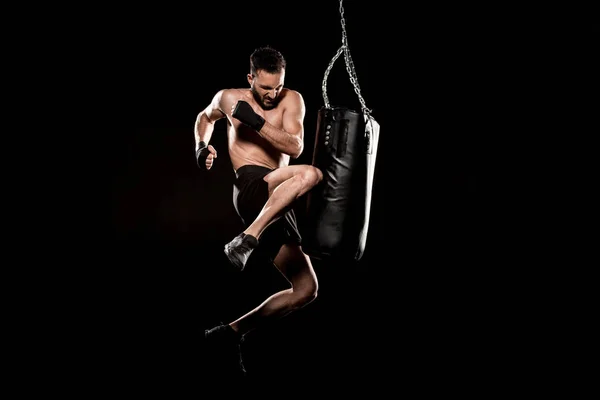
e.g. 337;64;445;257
322;0;373;120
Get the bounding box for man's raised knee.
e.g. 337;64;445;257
301;166;323;188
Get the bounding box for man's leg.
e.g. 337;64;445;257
230;243;318;335
224;165;322;270
245;165;322;239
205;243;318;375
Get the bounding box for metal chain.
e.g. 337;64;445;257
321;46;343;108
322;0;372;116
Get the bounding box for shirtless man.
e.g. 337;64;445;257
196;46;322;375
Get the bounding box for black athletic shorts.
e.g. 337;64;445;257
233;165;302;262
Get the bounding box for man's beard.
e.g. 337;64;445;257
251;88;278;110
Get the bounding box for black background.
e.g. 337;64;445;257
45;2;597;395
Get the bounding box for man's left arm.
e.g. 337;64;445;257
233;92;305;159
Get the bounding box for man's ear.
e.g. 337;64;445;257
247;74;253;86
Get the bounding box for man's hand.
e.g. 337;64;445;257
196;141;217;170
231;100;265;132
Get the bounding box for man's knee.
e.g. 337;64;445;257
295;280;318;307
299;165;323;189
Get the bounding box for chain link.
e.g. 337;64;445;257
322;0;372;116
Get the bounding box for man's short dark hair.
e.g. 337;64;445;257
250;46;286;76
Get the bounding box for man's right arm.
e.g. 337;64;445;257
195;90;227;169
195;90;227;148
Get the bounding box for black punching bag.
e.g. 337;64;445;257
302;4;380;261
303;105;380;261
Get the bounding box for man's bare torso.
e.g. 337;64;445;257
220;88;293;172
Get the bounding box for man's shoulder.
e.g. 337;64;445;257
214;88;249;105
283;88;302;97
282;88;304;103
218;88;248;98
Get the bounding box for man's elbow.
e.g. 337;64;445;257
289;140;304;159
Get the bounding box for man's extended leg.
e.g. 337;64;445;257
204;244;318;376
224;165;322;270
230;243;318;335
206;243;318;374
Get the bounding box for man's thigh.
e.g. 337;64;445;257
264;164;312;193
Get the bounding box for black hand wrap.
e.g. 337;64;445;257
232;101;265;132
196;141;210;169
